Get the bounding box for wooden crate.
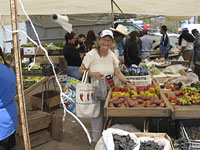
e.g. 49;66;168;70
170;60;190;67
16;111;51;136
104;90;171;117
31;90;60;111
95;132;174;150
16;129;51;148
151;71;200;119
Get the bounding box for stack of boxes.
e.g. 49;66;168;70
16;111;62;148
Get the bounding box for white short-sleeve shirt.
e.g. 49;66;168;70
181;38;194;51
83;49;119;77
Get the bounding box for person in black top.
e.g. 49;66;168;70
63;32;83;79
124;31;142;68
83;38;93;53
75;34;86;53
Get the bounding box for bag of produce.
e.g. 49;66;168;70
102;128;140;150
139;137;171;150
150;67;160;75
138;62;148;69
162;64;187;74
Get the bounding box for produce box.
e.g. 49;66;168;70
126;75;152;87
171;60;190;67
104;86;171;117
48;49;63;55
180;120;200;149
31;90;60;112
134;132;174;150
22;64;59;76
50;114;63;140
153;74;200;119
95;132;174;150
16;111;51;136
35;56;64;64
36;47;50;56
16;129;51;148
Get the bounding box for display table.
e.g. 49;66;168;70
150;53;179;59
149;70;200;119
104;86;172;118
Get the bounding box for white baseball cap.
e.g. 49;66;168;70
100;29;114;39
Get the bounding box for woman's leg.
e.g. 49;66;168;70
91;101;105;143
0;132;16;150
66;66;81;79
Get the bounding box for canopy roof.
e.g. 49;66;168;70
1;0;200;16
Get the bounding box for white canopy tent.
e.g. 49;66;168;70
1;0;200;24
7;1;200;150
1;0;200;16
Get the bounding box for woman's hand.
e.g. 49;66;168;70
90;72;104;80
126;82;136;91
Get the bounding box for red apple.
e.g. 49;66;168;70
113;87;120;92
147;85;155;90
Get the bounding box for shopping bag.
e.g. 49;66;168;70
63;76;81;114
76;70;100;118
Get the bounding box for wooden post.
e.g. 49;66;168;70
10;0;31;149
112;0;126;21
111;0;114;28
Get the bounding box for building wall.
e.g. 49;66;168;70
26;21;111;43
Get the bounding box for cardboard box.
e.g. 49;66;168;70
36;47;49;56
16;129;51;148
31;90;60;111
16;111;51;136
35;56;64;64
22;47;36;55
134;132;174;150
50;114;63;141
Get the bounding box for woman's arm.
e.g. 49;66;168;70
114;67;136;90
78;63;104;80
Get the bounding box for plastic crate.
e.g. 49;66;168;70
22;64;59;76
180;120;200;150
125;75;152;86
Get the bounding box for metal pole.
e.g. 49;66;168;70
10;0;31;149
111;0;114;28
194;16;198;24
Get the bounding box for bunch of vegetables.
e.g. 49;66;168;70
109;85;165;108
163;81;200;105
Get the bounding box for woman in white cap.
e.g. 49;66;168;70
78;29;135;148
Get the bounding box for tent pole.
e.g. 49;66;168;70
112;0;126;20
111;0;114;28
194;16;198;24
10;0;31;150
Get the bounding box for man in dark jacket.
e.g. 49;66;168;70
63;32;82;79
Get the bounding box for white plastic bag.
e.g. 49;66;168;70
178;56;184;61
162;64;187;74
76;71;100;118
110;124;141;132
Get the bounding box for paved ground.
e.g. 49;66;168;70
17;78;93;150
32;111;92;150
